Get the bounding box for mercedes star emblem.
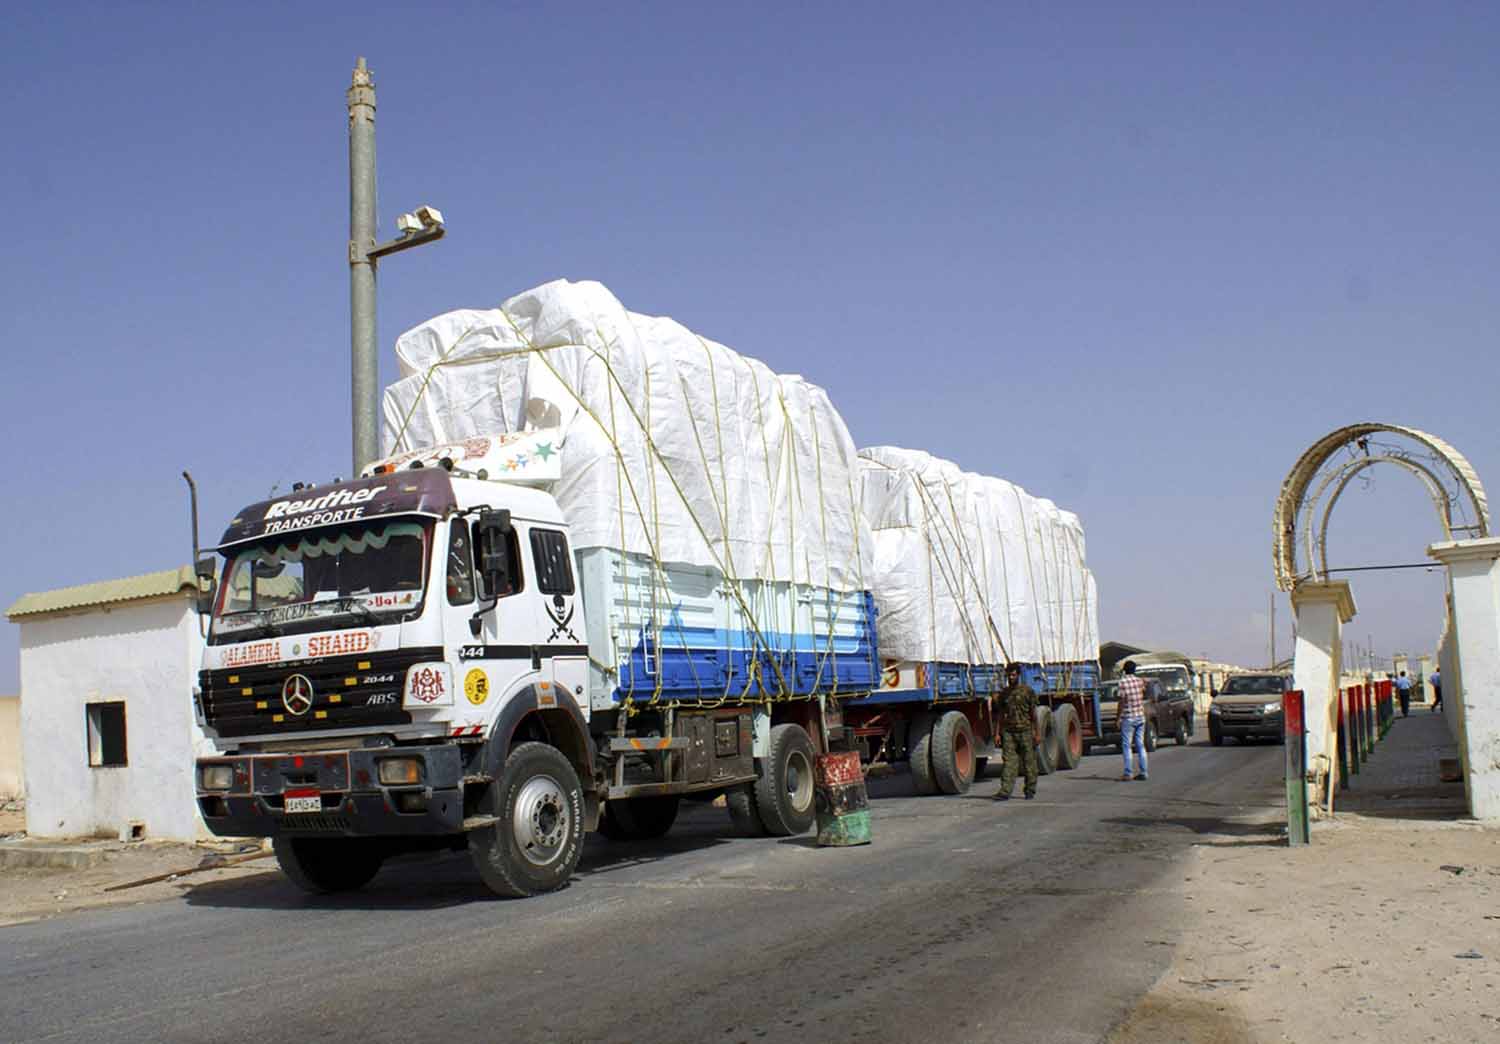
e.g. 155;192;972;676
281;674;314;716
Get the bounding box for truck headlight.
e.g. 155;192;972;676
378;758;422;785
199;764;234;791
1209;704;1221;716
1263;701;1281;713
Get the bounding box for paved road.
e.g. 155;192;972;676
1;738;1286;1044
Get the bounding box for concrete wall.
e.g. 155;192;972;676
0;695;20;799
18;596;210;841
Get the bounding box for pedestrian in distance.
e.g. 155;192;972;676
994;663;1039;800
1117;661;1149;781
1395;670;1412;717
1430;667;1442;712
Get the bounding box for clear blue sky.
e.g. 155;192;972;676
3;2;1496;688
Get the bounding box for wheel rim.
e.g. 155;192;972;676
511;774;571;867
954;725;974;779
785;749;814;812
1065;718;1082;759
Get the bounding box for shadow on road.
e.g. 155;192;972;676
1101;815;1284;843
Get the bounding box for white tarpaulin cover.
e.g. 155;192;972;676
857;447;1099;665
382;279;871;591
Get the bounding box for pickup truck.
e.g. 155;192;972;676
1089;676;1194;753
1208;673;1291;745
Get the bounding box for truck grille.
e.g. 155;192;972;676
199;647;441;738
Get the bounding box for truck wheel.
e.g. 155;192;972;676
1033;706;1056;775
1144;720;1158;753
1051;704;1083;770
908;713;939;795
468;741;584;898
1174;715;1190;746
1210;723;1223;747
931;710;977;794
272;837;384;894
754;724;816;835
599;795;680;841
725;784;767;836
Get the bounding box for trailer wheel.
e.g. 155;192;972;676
1144;720;1158;753
1051;704;1083;770
725;784;767;836
907;713;939;795
273;837;384;894
931;711;977;794
754;724;817;835
599;795;680;841
468;741;584;898
1033;706;1057;775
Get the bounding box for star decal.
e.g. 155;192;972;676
534;442;555;461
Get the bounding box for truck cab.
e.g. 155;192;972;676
194;437;607;897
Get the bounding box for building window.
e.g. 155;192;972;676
86;702;127;767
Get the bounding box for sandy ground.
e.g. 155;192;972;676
1110;815;1500;1044
0;806;278;928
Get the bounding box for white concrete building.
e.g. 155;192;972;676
5;566;211;841
0;693;20;800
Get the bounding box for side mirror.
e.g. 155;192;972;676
193;558;217;615
471;509;513;635
193;556;217;616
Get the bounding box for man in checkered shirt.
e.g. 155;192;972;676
1116;661;1149;781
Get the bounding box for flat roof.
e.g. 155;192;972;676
6;565;198;621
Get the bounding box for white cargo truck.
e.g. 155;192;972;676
193;282;879;897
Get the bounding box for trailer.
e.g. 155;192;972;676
847;447;1103;788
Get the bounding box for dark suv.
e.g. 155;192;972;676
1208;673;1291;745
1091;677;1195;753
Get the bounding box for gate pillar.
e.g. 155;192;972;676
1427;537;1500;820
1291;580;1357;812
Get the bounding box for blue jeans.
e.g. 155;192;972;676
1121;716;1148;777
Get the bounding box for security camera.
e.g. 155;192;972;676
414;205;444;229
396;212;423;235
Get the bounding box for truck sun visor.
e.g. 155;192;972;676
217;469;457;548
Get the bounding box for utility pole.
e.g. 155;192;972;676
1269;590;1276;669
347;57;447;475
348;58;379;474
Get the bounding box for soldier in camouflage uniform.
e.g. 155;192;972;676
995;663;1040;800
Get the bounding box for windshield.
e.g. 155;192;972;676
1221;675;1285;696
1138;666;1190;688
211;519;431;644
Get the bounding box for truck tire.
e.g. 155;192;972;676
1052;704;1083;770
1033;706;1056;776
1144;720;1158;753
931;710;977;794
754;724;817;835
599;795;680;841
273;837;384;894
468;741;584;898
908;713;939;795
1210;722;1223;746
1174;715;1190;746
725;783;767;836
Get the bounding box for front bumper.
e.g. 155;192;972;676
1211;713;1283;739
195;744;464;838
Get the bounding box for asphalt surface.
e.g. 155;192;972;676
0;737;1287;1044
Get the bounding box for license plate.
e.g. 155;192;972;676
285;795;321;814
